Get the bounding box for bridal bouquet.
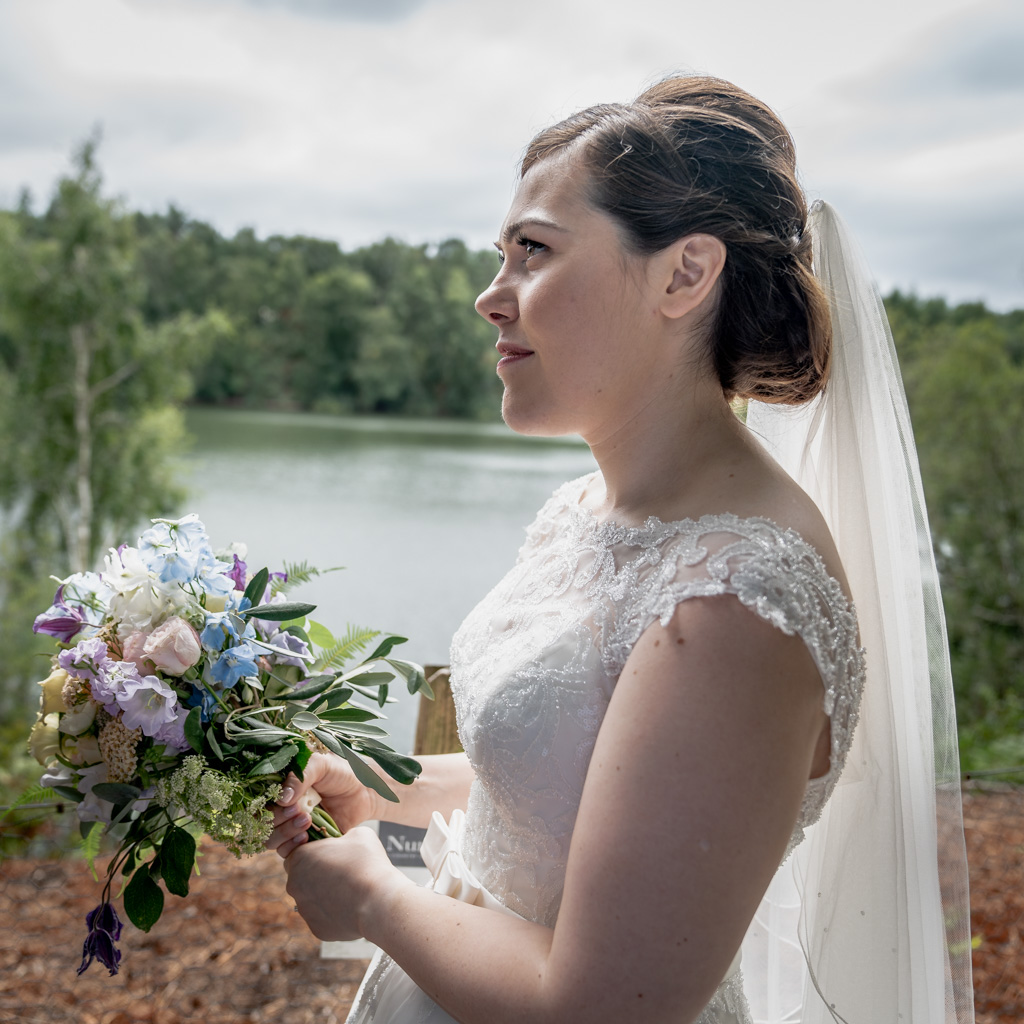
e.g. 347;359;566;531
19;514;428;976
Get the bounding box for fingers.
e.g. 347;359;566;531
275;754;335;810
274;769;306;808
268;805;311;859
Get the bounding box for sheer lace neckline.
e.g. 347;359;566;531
559;472;806;547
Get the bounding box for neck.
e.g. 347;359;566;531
581;376;753;526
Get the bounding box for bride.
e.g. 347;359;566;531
269;77;974;1024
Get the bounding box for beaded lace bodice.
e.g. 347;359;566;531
448;473;865;1020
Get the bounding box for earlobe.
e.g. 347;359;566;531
660;234;726;320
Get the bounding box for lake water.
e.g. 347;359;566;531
179;408;597;754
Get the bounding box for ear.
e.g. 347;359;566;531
657;234;726;320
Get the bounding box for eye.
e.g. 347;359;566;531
516;234;547;258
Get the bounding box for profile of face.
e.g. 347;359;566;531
475;152;726;442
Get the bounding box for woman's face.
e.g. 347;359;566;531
475;152;677;441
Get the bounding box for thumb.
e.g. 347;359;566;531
277;753;330;807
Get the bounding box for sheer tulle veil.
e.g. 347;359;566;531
742;202;975;1024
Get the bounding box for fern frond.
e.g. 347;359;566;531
78;821;104;880
315;625;379;671
0;785;57;820
271;562;344;596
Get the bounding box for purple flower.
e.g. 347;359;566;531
228;554;248;591
152;705;190;753
116;674;180;737
58;638;114;684
33;602;89;642
264;628;311;668
78;902;123;976
34;572;111;641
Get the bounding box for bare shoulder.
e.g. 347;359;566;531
717;444;850;597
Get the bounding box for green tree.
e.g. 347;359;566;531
0;141;216;573
0;142;223;754
290;263;378;410
891;294;1024;766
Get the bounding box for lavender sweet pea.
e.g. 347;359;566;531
58;638;114;684
116;674;181;736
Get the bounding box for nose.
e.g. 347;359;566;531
475;270;517;325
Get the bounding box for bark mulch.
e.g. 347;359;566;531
965;786;1024;1024
0;786;1020;1023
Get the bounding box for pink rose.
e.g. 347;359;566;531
143;617;202;676
120;632;154;674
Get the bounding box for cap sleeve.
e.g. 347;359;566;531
608;515;866;830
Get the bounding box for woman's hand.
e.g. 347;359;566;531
268;751;383;858
283;826;408;942
269;751;476;859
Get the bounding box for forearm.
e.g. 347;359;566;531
362;876;560;1024
370;752;475;828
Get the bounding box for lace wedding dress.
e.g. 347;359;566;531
346;472;865;1024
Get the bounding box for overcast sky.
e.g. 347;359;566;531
0;0;1021;309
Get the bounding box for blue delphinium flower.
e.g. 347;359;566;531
139;518;201;582
78;902;123;976
139;515;235;594
185;686;219;722
209;642;261;688
200;594;254;651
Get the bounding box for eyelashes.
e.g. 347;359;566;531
517;234;546;258
495;235;547;265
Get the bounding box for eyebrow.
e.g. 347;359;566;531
498;217;568;245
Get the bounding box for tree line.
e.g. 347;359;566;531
134;196;503;421
0;146;1021;775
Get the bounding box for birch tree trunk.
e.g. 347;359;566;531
70;321;92;573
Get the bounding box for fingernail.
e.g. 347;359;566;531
280;786;294;804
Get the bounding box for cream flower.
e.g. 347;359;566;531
38;667;69;714
64;733;102;766
28;714;61;765
59;699;99;736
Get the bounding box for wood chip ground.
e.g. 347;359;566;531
1;785;1020;1023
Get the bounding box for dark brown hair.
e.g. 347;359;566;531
521;77;831;404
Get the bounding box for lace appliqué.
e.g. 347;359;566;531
695;969;754;1024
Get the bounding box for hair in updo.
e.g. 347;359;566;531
521;77;831;405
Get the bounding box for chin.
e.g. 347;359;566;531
501;392;578;439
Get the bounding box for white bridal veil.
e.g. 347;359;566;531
743;203;975;1024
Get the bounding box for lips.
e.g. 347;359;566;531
496;340;534;369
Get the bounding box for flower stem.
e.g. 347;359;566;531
309;806;343;840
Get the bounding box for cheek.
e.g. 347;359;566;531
527;271;612;340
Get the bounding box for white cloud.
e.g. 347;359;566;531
0;0;1017;308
